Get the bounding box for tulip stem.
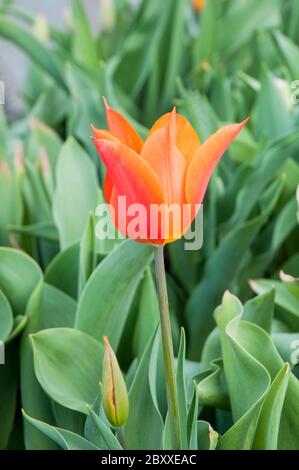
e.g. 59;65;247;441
154;246;181;450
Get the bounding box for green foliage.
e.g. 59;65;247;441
0;0;298;451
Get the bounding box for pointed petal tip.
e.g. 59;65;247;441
102;96;109;110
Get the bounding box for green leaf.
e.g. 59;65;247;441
45;242;79;299
253;364;290;450
22;411;99;450
176;329;188;449
187;178;283;357
75;240;153;350
216;292;271;450
53;138;99;249
0;289;13;341
197;359;230;410
86;408;122;450
187;385;199;450
250;279;299;330
218;0;280;58
9;221;59;243
30;328;103;414
133;268;159;358
254;69;294;142
197;420;218;450
124;331;163;449
71;0;98;69
0;248;42;316
193;0;219;66
78;212;96;296
274;31;299;79
242;289;275;333
42;283;77;329
20;281;58;450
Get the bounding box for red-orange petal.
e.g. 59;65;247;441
142;108;186;205
148;111;201;164
93;137;165;243
186;119;249;205
103;98;144;153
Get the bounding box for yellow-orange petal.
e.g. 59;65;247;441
142;108;186;205
103;97;144;153
148;111;201;164
186;119;249;205
92;128;119;143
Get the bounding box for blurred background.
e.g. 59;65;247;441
0;0;100;115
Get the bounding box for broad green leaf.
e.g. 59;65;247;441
45;242;79;299
31;328;103;414
20;280;58;450
42;283;77;329
53;138;99;249
197;359;230;410
0;289;13;341
0;248;41;316
242;289;275;333
75;240;153;349
23;411;99;450
216;292;271;450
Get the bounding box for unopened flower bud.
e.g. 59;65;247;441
102;336;129;428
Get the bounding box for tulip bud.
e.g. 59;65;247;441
102;336;129;428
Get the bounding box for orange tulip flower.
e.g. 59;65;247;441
93;99;248;245
193;0;205;12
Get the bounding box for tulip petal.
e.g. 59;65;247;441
142;108;186;205
148;111;201;164
92;127;120;143
103;98;143;153
186;119;249;205
93;137;165;242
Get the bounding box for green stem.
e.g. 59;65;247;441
154;246;181;450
